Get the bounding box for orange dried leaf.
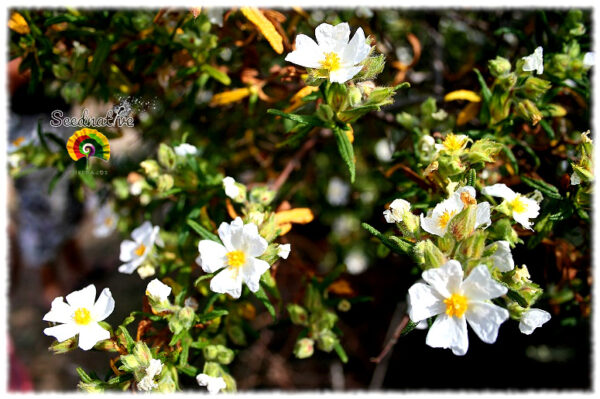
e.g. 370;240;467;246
210;87;251;106
241;7;284;54
457;102;481;126
275;208;314;225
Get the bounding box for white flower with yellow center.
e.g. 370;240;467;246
146;279;172;302
434;133;470;153
408;260;509;355
137;358;163;392
420;196;463;237
522;46;544;75
481;183;540;230
383;199;411;224
222;176;240;199
119;221;162;275
43;284;115;351
196;217;270;299
196;374;227;394
519;308;551;335
285;22;371;83
93;203;118;238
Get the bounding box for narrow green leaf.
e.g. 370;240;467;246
117;326;135;352
521;176;562;199
539;119;556;140
267;109;326;127
507;289;528;307
361;223;412;255
255;285;276;320
90;38;112;77
333;342;348;363
333;127;356;183
187;219;220;243
200;64;231;86
197;309;229;323
400;320;418;337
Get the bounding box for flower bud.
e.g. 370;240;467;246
157;174;174;192
489;218;522;247
216;346;235;365
496;72;517;91
488;56;512;77
437;152;466;177
158;143;176;170
294;338;315;359
337;299;351;312
304;284;322;311
315;310;338;331
448;205;477;241
49;336;78;354
466;138;503;164
249;186;276;206
413;239;446;270
203;345;219;361
287;304;309;326
140;159;161;179
515;99;542;125
396;112;418;130
544;104;567;118
523;76;552;100
317;330;338;352
326;82;348;112
458;230;486;259
348;86;363;107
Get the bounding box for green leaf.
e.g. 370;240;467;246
333;341;348;363
267;109;326;127
521;176;562;199
501;145;520;175
333;127;355;183
473;68;492;103
37;119;49;152
200;64;231;86
255;285;276;320
361;223;412;255
539;119;556;140
197;309;229;323
187;219;220;243
90;38;112;77
507;289;528;307
76;367;93;384
117;326;135;352
400;320;418;337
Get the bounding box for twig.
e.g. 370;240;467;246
270;135;318;192
371;313;409;364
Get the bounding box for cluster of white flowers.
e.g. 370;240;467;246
196;373;227;394
138;358;163;392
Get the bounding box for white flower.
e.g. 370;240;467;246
278;243;291;259
383;199;411;223
519;308;551;335
481;183;540;230
375;139;394;162
420;196;463;237
408;260;509;355
138;358;163;392
174;143;198;156
222;176;240;199
146;279;172;301
196;217;270;299
119;221;161;275
327;177;350;206
486;240;514;272
345;249;368;275
43;285;115;351
206;8;224;27
570;172;581;186
130;181;143;196
522;46;544;75
583;52;594;69
196;374;227;394
285;22;371;83
93;203;118;238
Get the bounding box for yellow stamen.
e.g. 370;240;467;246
442;134;467;151
73;307;92;325
320;52;341;72
104;217;113;227
226;250;246;268
444;293;468;318
12;137;26;147
438;210;457;229
135;243;146;257
510;195;528;214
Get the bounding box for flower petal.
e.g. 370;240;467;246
131;221;153;243
481;183;516;200
422;260;464;298
329;65;363;83
43;323;78;342
475;202;491;229
43;297;73;324
425;314;469;356
487;241;514;272
242;257;270;292
242;223;268;257
218;217;244;251
342;27;370;65
118;258;143;274
461;264;507;301
315;22;350;52
519;308;551;335
119;240;138;262
420;214;444;237
210;267;243;299
78;322;110;350
465;301;509;344
65;284;96;309
285;34;323;68
92;288;115;322
407;282;445;322
197;240;228;273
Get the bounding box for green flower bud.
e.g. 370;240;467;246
221;373;237;392
169;306;195;335
156;363;178;393
413;239;446;270
287;304;309;326
304;284;322;311
396;112;418;130
78;381;105;393
227;324;247;346
337;299;351;312
119;353;140;373
572;164;593;183
437;152;466;177
316;330;338;352
157;174;174;192
140;159;161;179
49;336;78;354
133;341;153;367
496;72;517;91
249;186;276;206
523;76;552;100
216;345;235;365
507;300;527;320
203;345;219;361
348;86;363;107
315;310;338;331
326;82;349;112
158;143;176;170
466;138;503;164
294;338;315;359
202;361;222;377
457;230;486;259
488;56;512;77
402;212;421;237
544;104;567;118
489;218;522;247
448;205;477;241
515;99;543;126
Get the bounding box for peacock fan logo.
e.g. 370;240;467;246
66;128;111;163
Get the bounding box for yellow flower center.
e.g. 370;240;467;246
442;134;466;151
12;137;26;147
438;210;457;229
104;217;114;227
510;195;528;214
444;293;468;318
226;250;246;268
135;243;146;257
320;52;341;72
73;307;92;325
